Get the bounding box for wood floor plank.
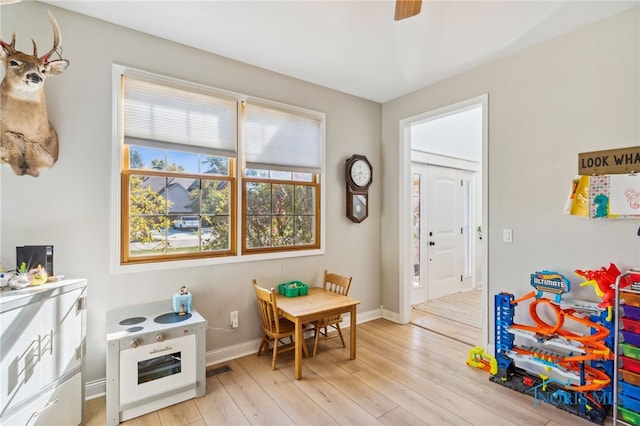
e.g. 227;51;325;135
120;411;161;425
411;309;481;345
194;373;250;426
377;405;430;426
85;397;106;426
236;353;339;425
157;399;202;426
353;367;471;425
354;344;519;426
281;363;383;425
304;351;398;418
216;359;294;425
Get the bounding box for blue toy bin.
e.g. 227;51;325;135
620;381;640;399
619;393;640;413
173;292;193;314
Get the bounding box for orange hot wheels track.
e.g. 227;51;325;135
508;291;611;391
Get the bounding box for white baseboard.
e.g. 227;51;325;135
85;307;384;400
381;307;401;323
85;379;106;400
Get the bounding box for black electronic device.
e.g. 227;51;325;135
16;245;54;275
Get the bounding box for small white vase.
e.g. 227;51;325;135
9;274;30;289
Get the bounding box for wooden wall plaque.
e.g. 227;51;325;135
578;146;640;175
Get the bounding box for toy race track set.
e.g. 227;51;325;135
485;265;636;424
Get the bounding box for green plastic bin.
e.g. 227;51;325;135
278;281;309;297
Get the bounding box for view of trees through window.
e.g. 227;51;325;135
244;177;316;250
124;146;317;260
125;146;232;259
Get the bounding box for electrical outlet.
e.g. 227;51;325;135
230;311;238;328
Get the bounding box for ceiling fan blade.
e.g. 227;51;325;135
394;0;422;21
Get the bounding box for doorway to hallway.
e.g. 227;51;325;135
399;94;488;346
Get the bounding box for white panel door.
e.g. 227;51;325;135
426;165;466;300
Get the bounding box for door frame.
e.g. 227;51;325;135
398;94;489;348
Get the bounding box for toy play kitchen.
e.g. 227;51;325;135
105;292;206;425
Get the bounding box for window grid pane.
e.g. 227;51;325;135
244;180;317;250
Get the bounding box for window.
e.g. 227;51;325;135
243;101;321;254
115;66;324;267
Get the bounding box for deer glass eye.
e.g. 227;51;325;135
9;60;19;67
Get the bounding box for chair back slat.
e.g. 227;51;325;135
253;279;281;334
322;270;352;322
323;270;352;296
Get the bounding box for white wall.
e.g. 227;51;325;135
381;7;640;329
0;2;381;385
411;106;482;162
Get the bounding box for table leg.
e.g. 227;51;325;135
350;306;356;360
294;318;303;379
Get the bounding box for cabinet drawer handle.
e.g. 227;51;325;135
32;399;59;419
149;346;173;354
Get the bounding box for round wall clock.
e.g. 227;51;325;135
345;154;372;223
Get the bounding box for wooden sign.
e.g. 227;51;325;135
578;146;640;175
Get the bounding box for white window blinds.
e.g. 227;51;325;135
244;102;322;173
123;75;237;157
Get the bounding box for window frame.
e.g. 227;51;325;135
111;65;326;273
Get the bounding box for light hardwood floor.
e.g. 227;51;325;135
410;307;482;347
85;316;611;426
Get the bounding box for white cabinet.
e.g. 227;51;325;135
0;279;87;425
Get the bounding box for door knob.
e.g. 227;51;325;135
429;241;435;246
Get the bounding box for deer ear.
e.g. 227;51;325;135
46;59;69;75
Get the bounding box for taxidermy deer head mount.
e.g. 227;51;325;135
0;11;69;177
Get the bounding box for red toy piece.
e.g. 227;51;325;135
575;263;627;309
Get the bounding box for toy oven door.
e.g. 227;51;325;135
119;334;196;406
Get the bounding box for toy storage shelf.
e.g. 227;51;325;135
615;269;640;426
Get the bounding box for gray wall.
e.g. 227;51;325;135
381;7;640;328
0;2;381;385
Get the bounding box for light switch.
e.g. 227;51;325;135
503;229;513;243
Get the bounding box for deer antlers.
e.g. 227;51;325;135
0;11;62;61
39;11;62;62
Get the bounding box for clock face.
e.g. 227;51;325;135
350;159;371;188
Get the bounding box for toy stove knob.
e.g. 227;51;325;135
156;333;165;342
130;338;140;348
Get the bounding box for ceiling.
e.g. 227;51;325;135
40;0;639;103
